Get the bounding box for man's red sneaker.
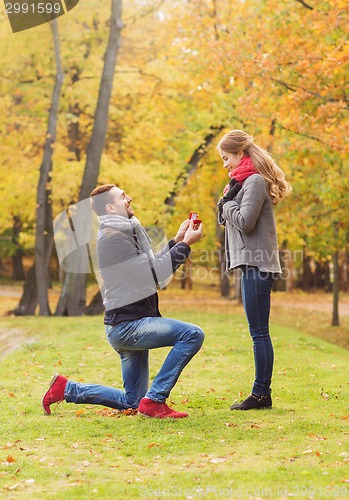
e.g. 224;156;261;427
42;374;68;415
138;397;188;418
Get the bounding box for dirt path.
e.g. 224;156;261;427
271;293;349;316
160;291;349;316
0;286;348;359
0;327;35;360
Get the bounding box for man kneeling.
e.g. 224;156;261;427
42;184;204;418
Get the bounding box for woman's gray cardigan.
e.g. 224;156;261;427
221;174;282;273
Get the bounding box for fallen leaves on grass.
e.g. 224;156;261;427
302;448;322;457
147;442;161;448
4;483;19;491
122;408;138;416
210;457;226;464
307;433;327;441
95;408;138;418
321;390;330;400
2;442;20;450
101;434;114;443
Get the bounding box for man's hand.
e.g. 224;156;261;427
173;219;190;244
183;220;203;247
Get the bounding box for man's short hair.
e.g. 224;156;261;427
90;184;116;216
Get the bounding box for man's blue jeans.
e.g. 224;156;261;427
64;317;204;410
241;267;278;396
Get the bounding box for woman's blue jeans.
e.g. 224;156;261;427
241;267;278;396
64;317;204;410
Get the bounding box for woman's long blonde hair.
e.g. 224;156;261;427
218;130;292;205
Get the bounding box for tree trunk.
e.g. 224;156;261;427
340;250;348;292
216;219;230;298
274;250;287;292
10;265;37;315
302;254;313;291
274;242;293;292
68;103;83;161
332;251;340;326
285;249;294;292
234;268;242;303
179;259;193;290
220;259;230;297
35;18;63;316
221;275;230;297
12;252;25;281
86;289;104;315
12;216;25;281
55;0;123;316
14;19;63;315
324;261;331;292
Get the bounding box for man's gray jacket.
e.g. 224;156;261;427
97;226;191;325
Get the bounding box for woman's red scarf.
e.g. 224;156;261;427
223;156;257;195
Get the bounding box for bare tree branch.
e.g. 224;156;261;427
164;126;224;209
271;78;348;107
189;0;220;40
294;0;314;10
115;67;162;84
275;122;331;147
124;0;165;24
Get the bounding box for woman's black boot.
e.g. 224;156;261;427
230;393;272;410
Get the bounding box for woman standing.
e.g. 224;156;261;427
217;130;291;410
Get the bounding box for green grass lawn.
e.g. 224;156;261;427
1;307;349;499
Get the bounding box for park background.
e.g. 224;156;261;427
0;0;349;498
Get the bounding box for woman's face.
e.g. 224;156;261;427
218;147;242;176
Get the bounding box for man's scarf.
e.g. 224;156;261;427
98;214;160;288
98;214;153;257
